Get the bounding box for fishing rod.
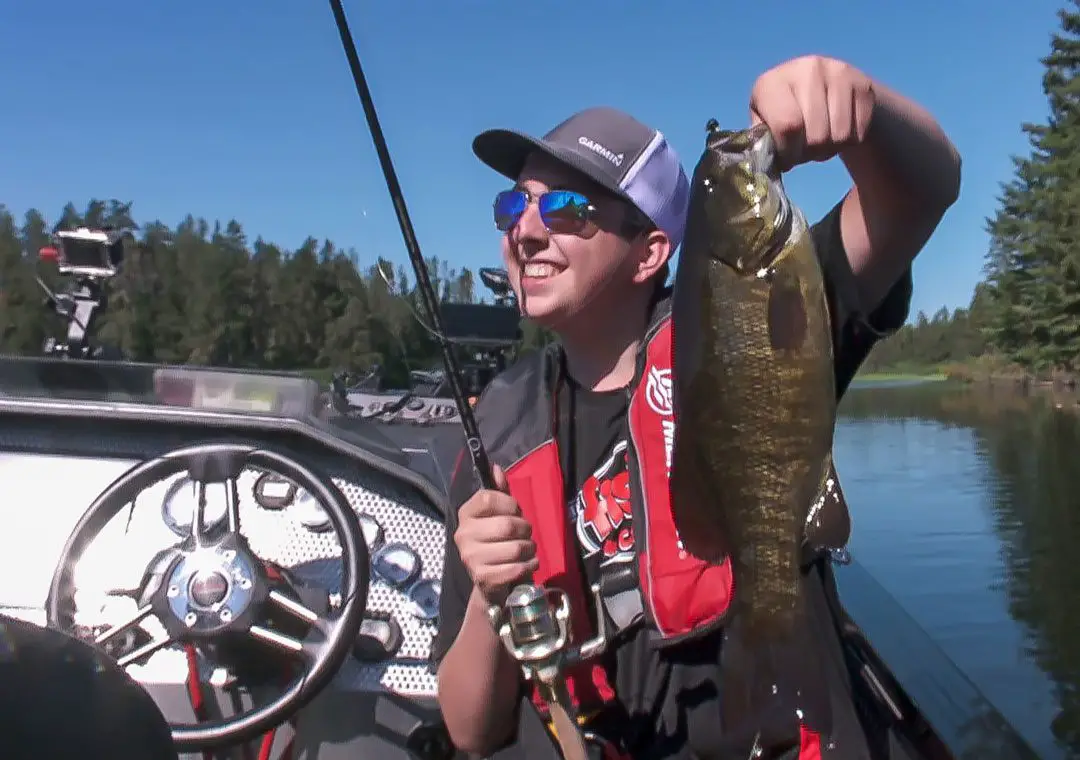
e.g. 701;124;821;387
326;8;609;758
327;0;495;490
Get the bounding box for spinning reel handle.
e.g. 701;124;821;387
489;582;610;680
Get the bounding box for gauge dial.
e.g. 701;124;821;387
372;543;420;588
358;514;385;552
294;488;333;533
252;471;297;510
406;578;441;621
161;477;229;537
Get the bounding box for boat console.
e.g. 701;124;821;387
0;354;555;760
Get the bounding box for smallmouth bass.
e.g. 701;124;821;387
670;120;837;755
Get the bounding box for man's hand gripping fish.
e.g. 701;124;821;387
670;121;837;756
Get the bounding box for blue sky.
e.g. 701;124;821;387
0;0;1065;318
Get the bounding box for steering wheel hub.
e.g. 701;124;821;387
161;541;261;636
190;571;229;607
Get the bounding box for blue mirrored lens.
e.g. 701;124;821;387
492;189;593;233
493;190;527;231
538;191;591;232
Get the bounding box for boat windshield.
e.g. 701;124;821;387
0;355;322;419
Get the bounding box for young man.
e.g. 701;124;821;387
433;55;961;759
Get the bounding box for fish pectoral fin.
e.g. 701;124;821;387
804;455;851;551
767;271;808;352
670;441;729;561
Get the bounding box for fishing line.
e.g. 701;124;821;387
373;261;484;350
326;0;495;489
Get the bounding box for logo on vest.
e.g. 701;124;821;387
645;366;673;416
645;365;676;475
572;440;635;565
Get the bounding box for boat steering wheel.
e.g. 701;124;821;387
46;442;370;753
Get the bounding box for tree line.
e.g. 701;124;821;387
0;200;550;389
865;0;1080;378
1;2;1076;384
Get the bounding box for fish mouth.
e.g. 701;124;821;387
705;121;778;178
693;120;793;273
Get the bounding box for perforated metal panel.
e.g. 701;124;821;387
0;452;446;699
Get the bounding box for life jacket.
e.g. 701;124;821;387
471;293;841;758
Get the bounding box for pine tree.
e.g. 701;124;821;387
984;0;1080;372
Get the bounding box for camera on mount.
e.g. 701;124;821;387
49;227;127;278
38;226;131;360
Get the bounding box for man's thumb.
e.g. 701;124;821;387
491;464;510;493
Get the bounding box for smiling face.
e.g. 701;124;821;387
499;152;668;334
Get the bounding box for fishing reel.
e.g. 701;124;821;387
489;583;609;685
489;584;611;759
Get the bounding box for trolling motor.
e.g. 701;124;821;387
37;226;129;360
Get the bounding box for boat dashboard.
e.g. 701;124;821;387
0;355;550;760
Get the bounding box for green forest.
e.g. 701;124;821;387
0;2;1077;387
0;200;550;389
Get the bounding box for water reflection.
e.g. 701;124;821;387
836;381;1080;758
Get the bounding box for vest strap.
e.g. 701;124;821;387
597;564;644;634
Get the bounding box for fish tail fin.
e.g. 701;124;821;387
719;594;831;757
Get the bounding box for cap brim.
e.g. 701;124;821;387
472;128;628;201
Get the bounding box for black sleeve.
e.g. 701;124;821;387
810;201;913;398
431;449;481;667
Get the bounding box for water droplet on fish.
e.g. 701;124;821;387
771;683;779;695
795;708;804;720
825;739;838;751
747;732;764;760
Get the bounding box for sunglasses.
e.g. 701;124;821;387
493;189;598;234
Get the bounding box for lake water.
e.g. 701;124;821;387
836;380;1080;758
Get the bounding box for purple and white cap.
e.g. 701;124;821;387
472;106;691;250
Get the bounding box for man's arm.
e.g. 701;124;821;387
433;453;524;755
750;57;960;312
811;203;912;397
838;81;961;311
437;588;525;754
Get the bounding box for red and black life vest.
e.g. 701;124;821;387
470;295;827;758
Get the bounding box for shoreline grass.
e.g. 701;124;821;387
855;372;948;382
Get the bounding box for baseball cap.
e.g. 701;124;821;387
473;107;691;251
